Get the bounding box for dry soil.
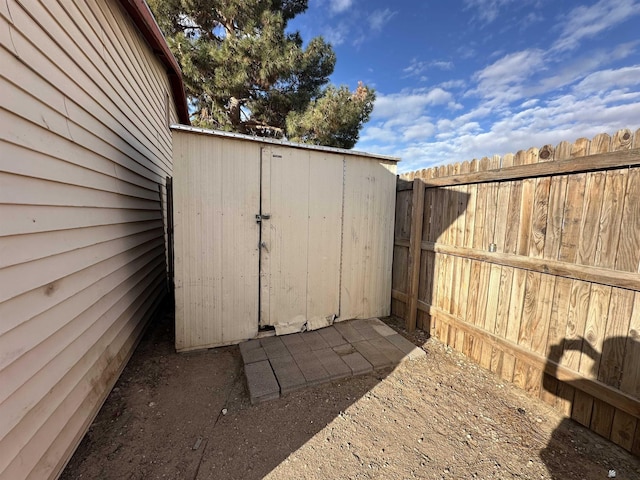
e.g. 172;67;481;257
61;306;640;480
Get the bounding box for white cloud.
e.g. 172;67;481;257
358;126;399;144
324;22;348;45
368;8;397;32
457;45;476;59
372;88;455;120
520;11;544;28
574;65;640;93
552;0;640;52
431;61;454;71
363;87;640;173
403;59;455;79
474;49;545;91
359;59;640;173
327;0;353;14
439;79;467;90
354;1;640;173
469;49;546;106
403;59;428;77
402;117;436;141
464;0;515;24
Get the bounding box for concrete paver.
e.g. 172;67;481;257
244;360;280;404
293;350;331;385
352;340;394;369
353;324;383;341
281;333;311;355
270;355;307;394
260;336;290;359
334;322;366;343
239;339;267;364
301;331;330;351
373;324;398;337
240;318;425;403
332;343;355;356
313;348;352;380
369;336;406;364
340;351;373;375
317;326;347;347
386;333;427;360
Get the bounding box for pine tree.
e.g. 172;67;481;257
148;0;374;148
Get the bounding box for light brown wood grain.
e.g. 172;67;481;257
416;147;640;187
406;179;426;332
395;129;640;453
610;409;638;451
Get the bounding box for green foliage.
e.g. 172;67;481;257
148;0;374;148
286;83;375;149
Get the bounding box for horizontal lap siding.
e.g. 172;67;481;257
0;1;177;479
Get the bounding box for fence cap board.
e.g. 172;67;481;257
404;147;640;187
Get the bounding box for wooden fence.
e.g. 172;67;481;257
392;128;640;454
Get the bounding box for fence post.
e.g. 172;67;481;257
406;178;425;332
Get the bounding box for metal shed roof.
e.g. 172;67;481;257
171;124;401;162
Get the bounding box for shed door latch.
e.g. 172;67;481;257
255;214;271;223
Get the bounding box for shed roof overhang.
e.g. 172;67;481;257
118;0;190;125
171;124;401;162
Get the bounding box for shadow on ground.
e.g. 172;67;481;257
61;304;640;480
61;303;400;480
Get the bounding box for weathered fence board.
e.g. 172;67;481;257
392;128;640;454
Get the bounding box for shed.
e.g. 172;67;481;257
172;126;399;351
0;1;188;479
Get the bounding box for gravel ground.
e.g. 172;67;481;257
61;308;640;480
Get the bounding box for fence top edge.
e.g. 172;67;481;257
405;147;640;187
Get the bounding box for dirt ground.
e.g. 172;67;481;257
62;305;640;479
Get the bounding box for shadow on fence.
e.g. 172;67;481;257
392;178;470;334
541;336;640;478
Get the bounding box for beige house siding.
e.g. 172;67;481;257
0;1;181;479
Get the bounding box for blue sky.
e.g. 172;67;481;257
288;0;640;172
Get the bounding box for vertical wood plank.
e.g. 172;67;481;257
567;134;610;426
610;409;638;451
491;153;514;364
469;157;491;362
480;156;501;369
406;178;425;332
454;161;471;349
539;141;570;406
512;148;539;385
620;293;640;397
632;420;640;456
458;159;479;353
549;139;589;413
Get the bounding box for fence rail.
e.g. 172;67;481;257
392;128;640;454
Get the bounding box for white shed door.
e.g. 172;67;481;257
259;146;344;334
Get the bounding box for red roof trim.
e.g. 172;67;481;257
118;0;190;125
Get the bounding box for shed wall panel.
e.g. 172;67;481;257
259;147;343;333
306;151;344;329
172;129;398;348
173;132;261;351
260;146;311;331
0;0;178;478
340;157;397;320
